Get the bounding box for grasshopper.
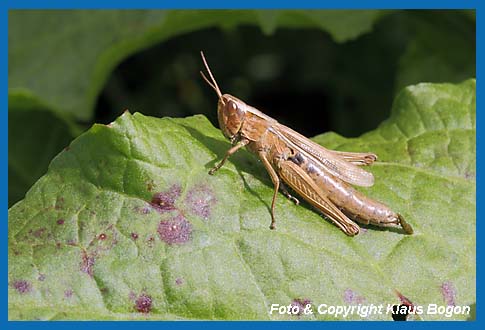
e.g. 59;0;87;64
200;52;413;236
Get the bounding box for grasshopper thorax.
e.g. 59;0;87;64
218;94;246;140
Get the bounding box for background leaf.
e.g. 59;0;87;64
395;10;476;91
8;10;385;122
8;79;475;320
8;91;80;206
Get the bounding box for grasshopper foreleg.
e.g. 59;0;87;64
209;138;250;175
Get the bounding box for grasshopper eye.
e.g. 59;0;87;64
228;100;238;112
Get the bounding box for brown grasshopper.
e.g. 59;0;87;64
200;51;413;236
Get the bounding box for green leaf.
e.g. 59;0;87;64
8;80;475;320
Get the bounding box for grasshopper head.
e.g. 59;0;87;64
200;51;246;140
217;94;246;140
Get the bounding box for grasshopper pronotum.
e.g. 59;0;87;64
200;51;413;236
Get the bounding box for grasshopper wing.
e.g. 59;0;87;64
271;123;375;187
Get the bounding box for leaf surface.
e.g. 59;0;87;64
8;80;475;320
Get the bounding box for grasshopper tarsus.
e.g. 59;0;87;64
269;220;276;230
208;163;222;175
209;158;227;176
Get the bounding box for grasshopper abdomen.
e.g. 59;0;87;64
287;151;413;234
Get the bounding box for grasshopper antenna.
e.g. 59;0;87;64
200;51;223;101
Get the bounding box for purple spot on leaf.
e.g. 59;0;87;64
145;236;156;248
135;294;152;313
134;205;151;215
33;228;46;238
64;289;73;298
57;219;65;225
440;281;456;306
175;278;184;286
131;233;139;240
157;214;192;245
291;298;312;316
343;288;366;304
92;226;119;252
151;184;181;212
80;251;95;277
185;184;217;220
11;280;32;294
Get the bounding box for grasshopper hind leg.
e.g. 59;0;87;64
277;159;360;236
